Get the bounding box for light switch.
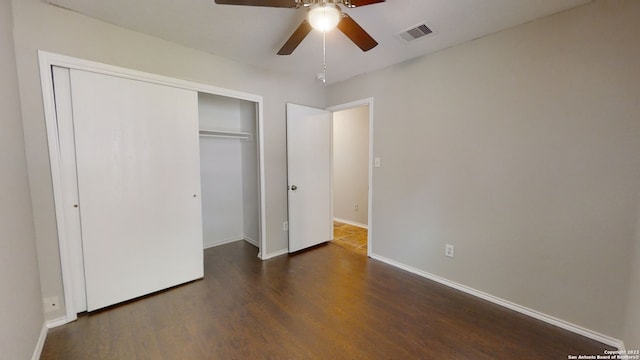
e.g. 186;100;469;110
374;157;381;168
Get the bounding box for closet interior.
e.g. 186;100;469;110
198;93;260;249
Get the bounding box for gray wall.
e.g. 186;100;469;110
333;106;369;226
624;206;640;348
327;0;640;339
11;0;324;320
0;0;45;357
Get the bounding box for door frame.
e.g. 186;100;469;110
327;98;374;256
38;51;268;325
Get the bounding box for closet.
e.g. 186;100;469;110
52;67;203;312
198;93;259;248
41;52;264;319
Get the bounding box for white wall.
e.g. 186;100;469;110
199;94;245;248
11;0;324;320
333;106;369;226
0;0;45;357
327;0;640;340
624;204;640;349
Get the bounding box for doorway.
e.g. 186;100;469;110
285;99;373;255
331;105;370;255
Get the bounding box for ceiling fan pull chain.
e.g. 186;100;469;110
322;30;327;84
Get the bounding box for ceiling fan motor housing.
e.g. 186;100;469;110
296;0;355;8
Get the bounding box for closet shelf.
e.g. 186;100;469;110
199;130;252;140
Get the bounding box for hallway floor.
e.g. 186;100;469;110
332;221;367;256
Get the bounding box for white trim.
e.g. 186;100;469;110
333;217;368;229
260;248;289;260
327;98;374;257
46;316;68;329
31;322;48;360
203;236;245;249
38;51;261;102
38;55;78;326
370;252;625;350
244;236;259;247
257;99;267;261
330;113;335;244
38;50;268;324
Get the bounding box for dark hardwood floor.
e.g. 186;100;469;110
41;241;611;359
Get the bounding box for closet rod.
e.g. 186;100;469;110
199;130;252;140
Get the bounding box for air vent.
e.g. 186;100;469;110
397;23;434;43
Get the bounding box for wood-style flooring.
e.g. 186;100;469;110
331;221;367;256
41;241;611;359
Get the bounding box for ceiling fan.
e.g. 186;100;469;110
214;0;385;55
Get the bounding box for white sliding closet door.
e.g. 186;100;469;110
69;69;203;311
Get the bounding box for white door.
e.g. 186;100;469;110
69;69;203;311
52;66;87;312
286;103;333;253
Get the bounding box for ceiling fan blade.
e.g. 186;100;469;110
347;0;385;7
277;20;313;55
337;14;378;52
214;0;298;8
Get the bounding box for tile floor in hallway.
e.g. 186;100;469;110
332;221;368;256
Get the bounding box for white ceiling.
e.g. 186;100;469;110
47;0;590;84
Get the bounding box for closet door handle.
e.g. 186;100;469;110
290;185;297;191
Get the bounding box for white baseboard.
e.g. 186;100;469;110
334;217;368;229
46;316;69;329
369;252;624;350
244;236;259;247
259;248;289;260
203;235;244;249
32;322;48;360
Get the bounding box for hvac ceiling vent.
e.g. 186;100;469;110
397;23;434;43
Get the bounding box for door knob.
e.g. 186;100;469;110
290;185;297;191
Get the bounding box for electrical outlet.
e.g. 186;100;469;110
353;203;359;211
43;296;59;313
445;244;455;258
283;221;288;231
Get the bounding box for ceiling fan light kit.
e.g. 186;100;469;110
307;4;341;32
